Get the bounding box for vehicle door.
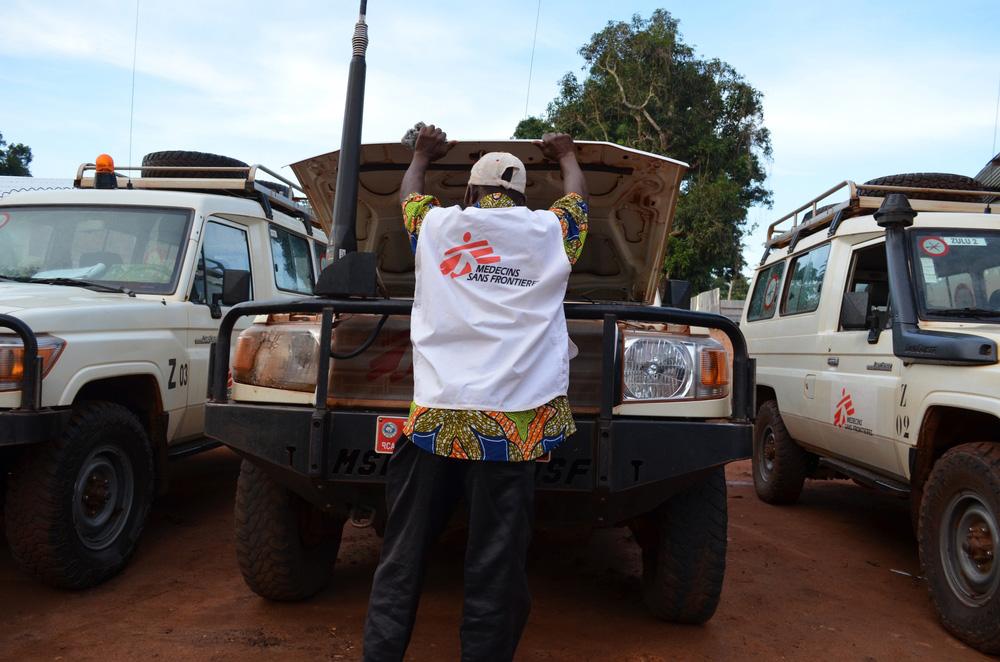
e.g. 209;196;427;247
179;217;255;440
769;242;834;448
817;238;903;476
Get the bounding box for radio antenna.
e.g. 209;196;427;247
523;0;542;119
127;0;141;170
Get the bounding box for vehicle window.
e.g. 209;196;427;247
190;221;251;305
270;226;314;294
782;244;831;316
747;261;786;321
0;205;190;294
840;242;890;331
911;230;1000;320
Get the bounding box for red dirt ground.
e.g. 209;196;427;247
0;450;989;660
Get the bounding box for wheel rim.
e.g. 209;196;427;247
758;426;777;483
939;490;999;607
73;445;134;551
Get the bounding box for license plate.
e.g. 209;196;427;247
375;416;406;454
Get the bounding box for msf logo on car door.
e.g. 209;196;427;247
832;386;875;435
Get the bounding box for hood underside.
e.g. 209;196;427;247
292;140;687;303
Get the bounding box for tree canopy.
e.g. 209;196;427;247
515;10;771;293
0;132;33;176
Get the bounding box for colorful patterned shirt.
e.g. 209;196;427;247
401;191;589;461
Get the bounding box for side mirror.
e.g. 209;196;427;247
661;279;692;310
222;269;251;306
840;291;869;330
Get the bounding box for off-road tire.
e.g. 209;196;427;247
234;460;344;601
640;467;728;624
918;442;1000;654
4;402;154;588
753;400;808;505
141;150;248;179
859;173;995;203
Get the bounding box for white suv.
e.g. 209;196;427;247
743;173;1000;654
0;151;327;588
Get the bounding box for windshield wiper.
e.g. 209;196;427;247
29;277;136;297
929;307;1000;319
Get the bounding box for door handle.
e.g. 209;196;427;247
827;357;839;367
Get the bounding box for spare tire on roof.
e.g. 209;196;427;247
141;150;248;179
858;173;995;203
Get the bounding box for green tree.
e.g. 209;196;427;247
515;10;771;293
0;132;33;176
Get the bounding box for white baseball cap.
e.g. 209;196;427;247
468;152;527;194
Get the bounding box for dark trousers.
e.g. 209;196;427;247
362;437;535;662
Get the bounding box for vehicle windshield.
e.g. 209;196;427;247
0;206;190;294
911;229;1000;322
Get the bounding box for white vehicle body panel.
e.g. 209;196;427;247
745;209;1000;482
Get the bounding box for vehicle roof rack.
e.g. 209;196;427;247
765;180;998;251
73;163;321;230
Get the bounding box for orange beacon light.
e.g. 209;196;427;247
94;153;117;189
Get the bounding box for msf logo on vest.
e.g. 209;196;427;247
440;232;540;288
439;232;500;278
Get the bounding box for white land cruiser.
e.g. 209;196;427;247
743;173;1000;653
203;139;755;623
0;150;328;588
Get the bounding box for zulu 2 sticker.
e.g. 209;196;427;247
0;212;9;230
942;236;987;247
919;236;949;257
763;273;780;310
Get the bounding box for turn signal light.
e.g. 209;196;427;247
0;336;66;391
700;348;730;387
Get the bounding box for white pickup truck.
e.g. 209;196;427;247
743;173;1000;654
0;150;327;588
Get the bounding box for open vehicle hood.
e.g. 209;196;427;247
292;140;687;303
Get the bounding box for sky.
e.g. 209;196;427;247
1;0;998;274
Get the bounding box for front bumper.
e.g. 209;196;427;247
206;402;751;524
0;408;73;446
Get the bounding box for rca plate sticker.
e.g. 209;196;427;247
832;383;877;436
375;416;406;454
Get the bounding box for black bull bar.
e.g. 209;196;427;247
207;299;754;502
1;313;73;446
0;313;42;410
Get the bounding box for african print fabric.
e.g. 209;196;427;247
401;190;588;462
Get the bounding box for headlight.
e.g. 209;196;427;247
0;335;66;391
622;331;728;402
233;319;321;392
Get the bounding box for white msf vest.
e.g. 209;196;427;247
411;204;572;411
